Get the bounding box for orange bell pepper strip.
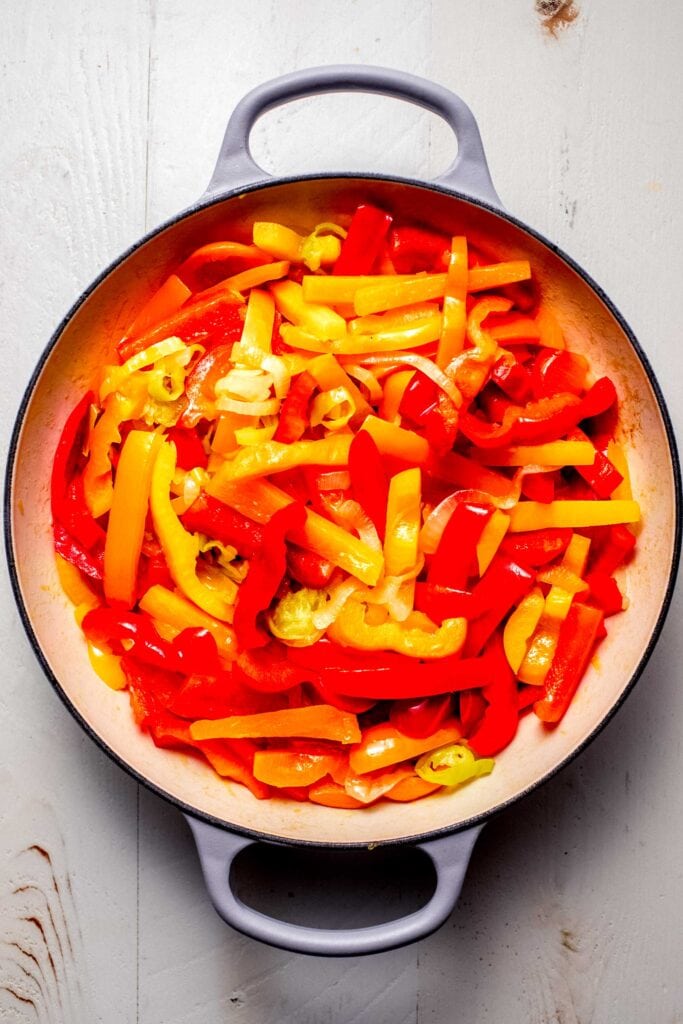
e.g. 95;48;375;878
467;260;531;292
476;509;511;576
103;429;163;607
191;261;290;304
83;390;145;518
436;235;468;368
379;369;415;422
190;705;362;744
360;414;430;465
253;750;347;788
385;776;443;801
308;780;364;808
197;739;271;799
177;241;272;288
122;274;191;342
509;499;641;532
349;720;461;775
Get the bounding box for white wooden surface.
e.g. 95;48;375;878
2;1;682;1021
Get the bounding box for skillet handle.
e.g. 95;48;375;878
205;65;502;207
185;814;483;957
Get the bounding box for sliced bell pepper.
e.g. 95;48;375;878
415;743;494;786
139;584;237;660
428;502;491;589
215;436;351;484
530;348;588;398
54;522;104;581
117;290;245;362
233;501;306;648
103;430;162;608
568;427;624;498
467;635;519;757
178;241;272;288
384;468;421;577
327;599;466;659
253;749;347;788
584;570;624;616
273;370;317;443
349;719;460;775
150;441;236;621
253;223;341;268
587;523;636;575
476;509;511;575
271;280;346;341
286;546;335;589
490;353;532;403
509;499;640;532
384;776;442;801
534;602;604;723
500;528;572;567
360;414;430;465
190;704;361;744
181;492;263;558
308;780;364;808
307;353;372;425
122;275;192;342
348;429;389;541
463;556;535;657
180;344;233;427
83;390;144;518
503;586;545;672
389;694;452;739
333;203;392;275
387;226;449;272
436;236;468;367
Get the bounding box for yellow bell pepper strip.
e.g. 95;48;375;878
384;776;443;801
535;306;565;349
503;586;545;672
534;602;605;723
415;743;494;787
139;584;237;659
103;430;163;608
436;236;468;368
354;274;448;316
271;280;346;341
607;440;633;500
253;222;341;269
509;499;641;532
302;274;418;303
348;302;440;335
280;316;442;355
190;705;362;744
253;749;347;788
384;468;421;577
476;509;511;576
239;287;275;351
327;599;466;659
122;274;191;343
87;641;129;691
379;369;415;422
150;441;235;621
211;436;352;484
307;353;372;424
517;534;590;685
83;390;145;518
206;476;384;586
55;553;100;612
360;414;430;465
472;440;596;467
349;720;461;775
193;261;290;303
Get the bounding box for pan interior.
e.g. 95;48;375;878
8;176;679;845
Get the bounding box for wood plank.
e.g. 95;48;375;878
0;1;150;1021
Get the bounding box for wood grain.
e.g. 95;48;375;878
1;1;682;1022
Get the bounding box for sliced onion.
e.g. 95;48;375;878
351;353;462;408
216;367;273;402
419;491;494;554
342;363;383;402
216;396;281;416
315;470;351;491
344;767;415;804
312;577;362;630
321;497;381;551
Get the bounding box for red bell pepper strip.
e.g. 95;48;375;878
121;655;182;728
467;635;519;756
534;602;605;723
53;521;104;581
517;685;541;712
459;377;618;448
584;570;623;616
83;607;222;676
530;348;588;399
387;226;450;274
234;643;316;693
389;694;452;738
273;371;317;443
286;545;335;588
181;493;264;559
286;640;498;700
459;689;486;736
588;524;636;576
569;427;623;498
169;671;287;719
491;354;532;403
165;426;209;470
180;344;233;428
500;528;572;567
520;472;555;503
136;543;175;597
117;292;245;362
333;204;393;275
427;502;492;589
415;583;474;623
51;392;105;550
348;429;389;540
463;556;535;657
233;502;307;648
398;371;458;454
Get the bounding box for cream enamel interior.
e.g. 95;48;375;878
8;177;679;846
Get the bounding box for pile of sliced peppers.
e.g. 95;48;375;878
51;204;639;806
